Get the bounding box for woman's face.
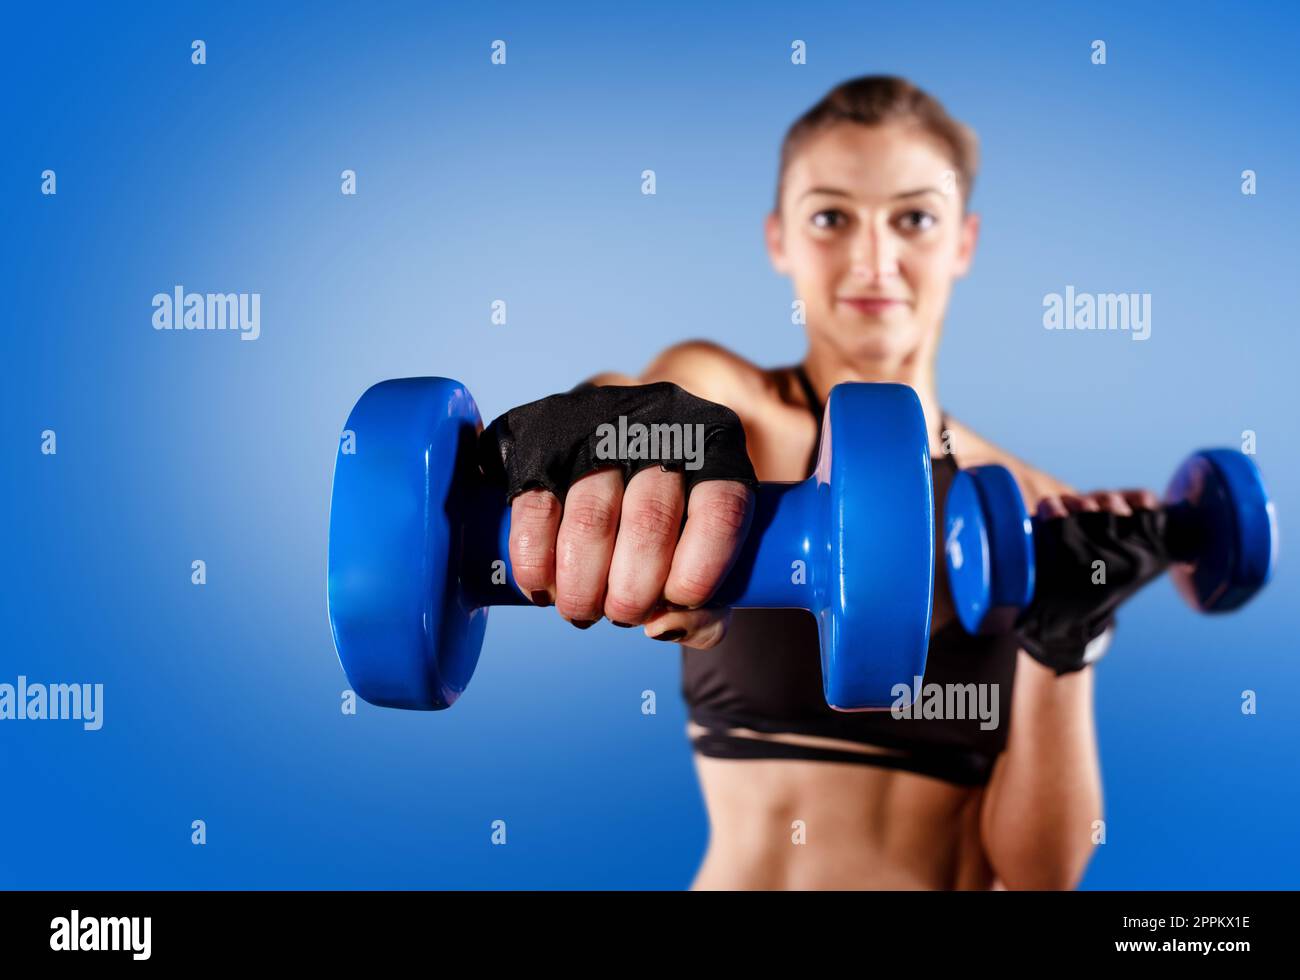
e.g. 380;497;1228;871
765;122;980;367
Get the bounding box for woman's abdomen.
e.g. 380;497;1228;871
689;753;993;890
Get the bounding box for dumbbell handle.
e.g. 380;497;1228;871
1162;501;1207;564
1030;500;1202;564
458;478;823;610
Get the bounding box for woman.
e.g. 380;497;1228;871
494;76;1159;889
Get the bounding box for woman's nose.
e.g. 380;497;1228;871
849;222;899;282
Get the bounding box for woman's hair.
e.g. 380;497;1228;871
773;75;980;214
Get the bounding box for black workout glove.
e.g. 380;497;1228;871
477;382;758;504
1016;508;1171;675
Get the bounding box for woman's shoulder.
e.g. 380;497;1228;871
945;416;1078;506
640;339;773;409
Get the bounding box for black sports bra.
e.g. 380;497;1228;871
680;365;1020;786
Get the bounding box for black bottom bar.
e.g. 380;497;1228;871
0;890;1290;966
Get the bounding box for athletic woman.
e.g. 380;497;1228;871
487;76;1160;890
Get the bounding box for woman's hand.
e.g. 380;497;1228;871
511;471;749;643
478;382;757;644
1017;485;1169;674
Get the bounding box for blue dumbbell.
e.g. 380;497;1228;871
943;449;1278;634
327;377;935;711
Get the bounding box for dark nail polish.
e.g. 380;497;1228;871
531;591;552;607
611;621;637;628
571;619;596;630
653;629;687;642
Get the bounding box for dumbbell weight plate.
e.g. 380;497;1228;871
1165;449;1277;613
327;377;487;709
943;465;1035;635
815;383;934;709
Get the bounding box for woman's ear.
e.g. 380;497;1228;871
952;210;981;278
764;211;790;276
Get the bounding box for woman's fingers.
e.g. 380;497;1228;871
1120;488;1160;511
1090;491;1133;516
554;468;626;627
1037;487;1160;520
513;471;753;635
1036;495;1070;520
664;479;754;609
509;488;563;606
640;605;732;649
1058;493;1102;514
603;467;686;625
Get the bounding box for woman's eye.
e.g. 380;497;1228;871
897;210;937;232
811;210;847;230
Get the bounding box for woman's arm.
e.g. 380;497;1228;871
974;476;1148;889
979;651;1103;890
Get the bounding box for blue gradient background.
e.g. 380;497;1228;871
2;1;1297;888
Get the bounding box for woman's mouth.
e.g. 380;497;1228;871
839;297;904;315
